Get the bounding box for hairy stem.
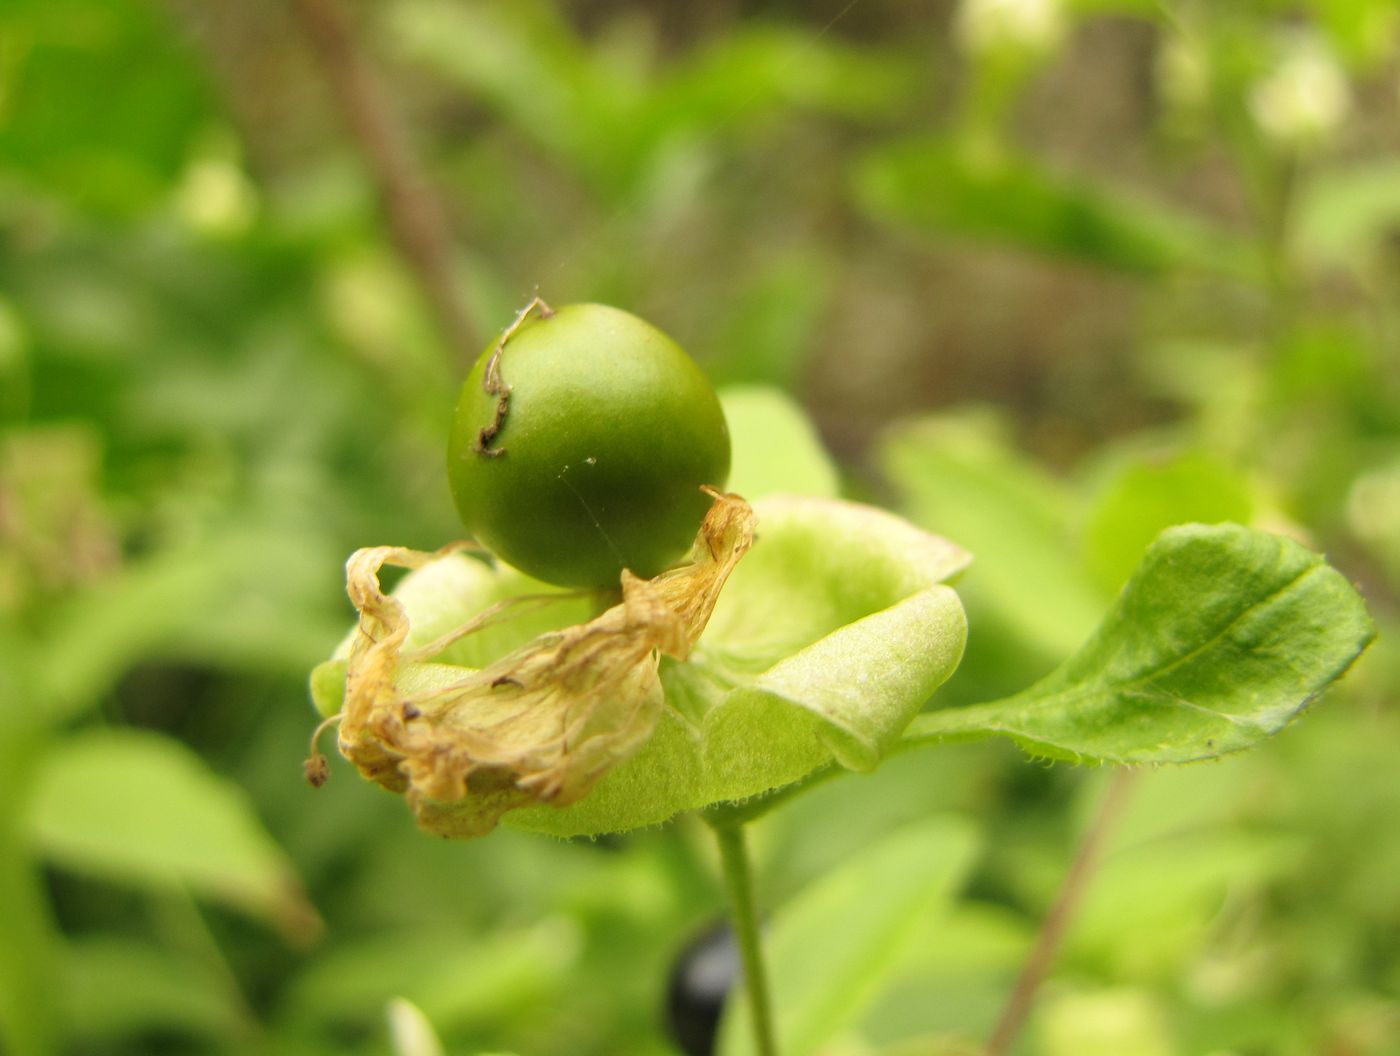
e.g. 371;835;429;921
984;767;1139;1056
291;0;478;361
709;820;779;1056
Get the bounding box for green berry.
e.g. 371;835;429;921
447;302;731;589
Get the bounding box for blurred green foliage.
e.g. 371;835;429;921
0;0;1396;1054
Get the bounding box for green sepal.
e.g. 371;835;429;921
507;497;969;835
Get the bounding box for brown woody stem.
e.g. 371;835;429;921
292;0;478;362
984;767;1140;1056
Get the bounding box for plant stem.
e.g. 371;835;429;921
984;767;1139;1056
709;820;779;1056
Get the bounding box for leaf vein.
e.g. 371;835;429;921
1017;559;1321;719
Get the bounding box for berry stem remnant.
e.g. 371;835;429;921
292;0;478;362
475;296;555;457
984;766;1140;1056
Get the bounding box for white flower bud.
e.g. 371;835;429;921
955;0;1066;55
1248;32;1351;147
1348;462;1400;556
176;156;257;236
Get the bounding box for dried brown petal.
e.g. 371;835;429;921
334;490;755;837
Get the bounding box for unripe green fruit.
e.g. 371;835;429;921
447;303;731;589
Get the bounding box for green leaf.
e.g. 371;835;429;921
392;0;918;201
709;256;833;390
1081;449;1254;593
0;0;212;215
881;412;1104;664
389;0;583;166
854;903;1031;1045
63;937;248;1044
719;386;840;500
40;527;347;722
906;524;1374;763
665;25;919;123
718;817;981;1056
1314;0;1400;67
855;137;1248;275
26;730;318;936
283;920;578;1033
1294;158;1400;271
1068;829;1300;977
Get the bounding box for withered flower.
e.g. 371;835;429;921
313;490;755;837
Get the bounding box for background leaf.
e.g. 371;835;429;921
719;816;981;1056
855;138;1247;275
719;386;840;500
1080;449;1255;593
881;413;1105;694
907;524;1374;762
39;527;346;722
0;0;211;214
27;729;318;937
62;937;250;1046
